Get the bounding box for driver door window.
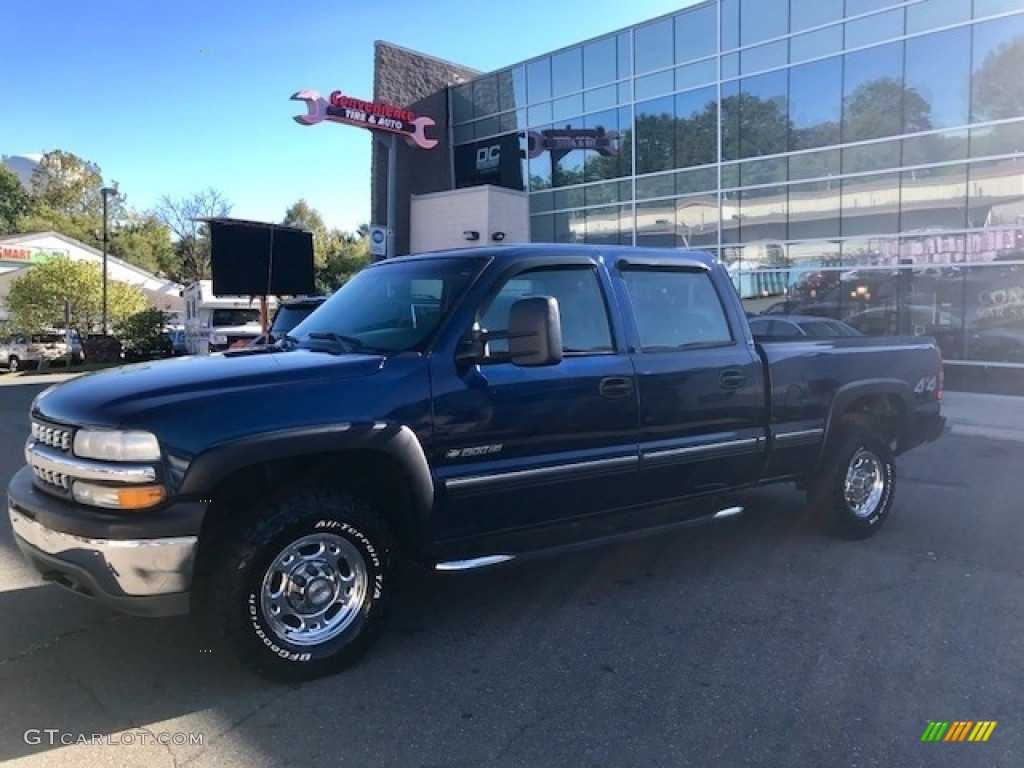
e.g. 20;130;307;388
478;266;614;356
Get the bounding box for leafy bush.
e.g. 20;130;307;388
115;308;169;358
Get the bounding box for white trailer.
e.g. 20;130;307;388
183;280;277;355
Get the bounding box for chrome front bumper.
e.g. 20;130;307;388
9;507;197;616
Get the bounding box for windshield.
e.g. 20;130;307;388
289;257;484;353
211;309;260;327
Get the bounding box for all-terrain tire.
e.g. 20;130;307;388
211;488;396;682
807;428;896;539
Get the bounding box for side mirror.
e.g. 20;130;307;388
508;296;562;367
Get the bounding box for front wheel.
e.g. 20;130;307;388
211;489;395;682
808;430;895;539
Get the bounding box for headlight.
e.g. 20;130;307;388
72;481;166;510
211;333;227;345
73;430;161;462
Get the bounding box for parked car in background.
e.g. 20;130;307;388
247;295;328;347
68;330;84;364
748;315;862;339
167;327;187;356
0;332;70;372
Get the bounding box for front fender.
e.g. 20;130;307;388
177;423;434;522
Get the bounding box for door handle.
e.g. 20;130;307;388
599;376;634;399
719;368;746;389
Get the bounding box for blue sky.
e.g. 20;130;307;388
2;0;694;233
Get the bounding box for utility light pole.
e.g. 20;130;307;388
100;186;118;334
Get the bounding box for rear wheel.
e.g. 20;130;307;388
211;488;395;682
808;428;895;539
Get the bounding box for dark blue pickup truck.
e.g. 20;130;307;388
8;244;945;681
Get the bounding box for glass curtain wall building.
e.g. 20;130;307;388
448;0;1024;376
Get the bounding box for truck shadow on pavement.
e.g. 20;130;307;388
0;485;825;763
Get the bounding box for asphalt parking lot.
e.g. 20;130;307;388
1;380;1023;767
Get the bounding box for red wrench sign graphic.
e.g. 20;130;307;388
291;89;438;150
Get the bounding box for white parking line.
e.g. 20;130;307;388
950;424;1024;442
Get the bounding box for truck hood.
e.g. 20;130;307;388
32;349;385;428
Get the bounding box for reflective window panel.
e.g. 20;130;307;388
841;172;901;236
527;57;552;103
790;0;844;34
845;8;904;49
675;3;717;64
843;41;905;142
473;75;499;119
900;163;968;231
551;46;583;97
903;129;969;166
733;70;788;159
788;179;841;240
636;200;687;248
636;95;677;174
971;14;1024;123
635;17;674;74
790;55;843;151
452;83;474;124
970;120;1024;159
738;185;789;242
583;36;618;89
906;0;970;34
675;86;718;169
841;139;902;175
905;27;971;132
740;0;789;47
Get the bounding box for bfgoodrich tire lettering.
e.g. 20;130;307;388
212;489;394;682
809;429;896;539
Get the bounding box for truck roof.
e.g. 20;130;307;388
376;243;719;271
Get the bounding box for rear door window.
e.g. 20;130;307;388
621;268;734;350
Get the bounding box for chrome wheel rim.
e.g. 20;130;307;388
260;533;368;647
844;448;886;518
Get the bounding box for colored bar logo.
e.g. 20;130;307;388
921;721;997;742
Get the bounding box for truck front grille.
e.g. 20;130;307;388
30;463;71;491
31;421;72;452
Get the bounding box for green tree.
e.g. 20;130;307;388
4;257;146;332
0;165;30;234
155;188;231;283
18;150;125;246
281;201;369;292
110;213;176;275
317;229;370;292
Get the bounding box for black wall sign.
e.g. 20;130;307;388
208;219;315;296
454;132;524;191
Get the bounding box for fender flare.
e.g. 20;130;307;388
177;423;435;522
815;379;914;472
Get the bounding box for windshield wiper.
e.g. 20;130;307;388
307;332;365;353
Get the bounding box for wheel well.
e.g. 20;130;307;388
192;450;423;584
835;394;907;446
